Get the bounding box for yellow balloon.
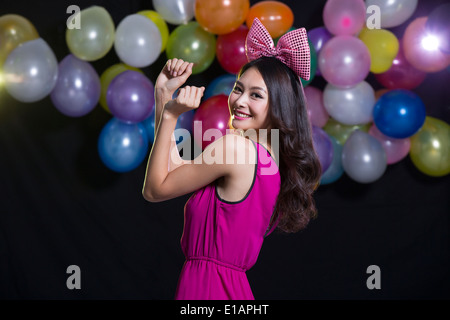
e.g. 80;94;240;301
66;6;115;61
138;10;169;53
0;14;39;66
410;116;450;177
99;63;143;113
323;118;371;145
358;27;399;74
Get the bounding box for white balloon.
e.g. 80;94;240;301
365;0;418;28
323;81;375;125
3;38;58;103
114;14;162;68
152;0;196;25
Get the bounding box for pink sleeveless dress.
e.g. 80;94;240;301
175;140;281;300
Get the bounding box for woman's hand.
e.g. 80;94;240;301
155;58;194;97
164;85;205;119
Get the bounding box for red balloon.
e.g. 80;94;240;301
193;94;231;150
216;25;249;74
375;41;427;90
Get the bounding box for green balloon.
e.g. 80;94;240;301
66;6;115;61
166;22;216;74
323;118;371;145
410;116;450;177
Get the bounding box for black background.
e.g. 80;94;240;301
0;0;449;302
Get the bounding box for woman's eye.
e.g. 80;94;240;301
251;93;262;98
233;87;242;93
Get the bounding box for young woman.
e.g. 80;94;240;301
142;18;322;300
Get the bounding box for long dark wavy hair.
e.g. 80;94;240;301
238;57;322;233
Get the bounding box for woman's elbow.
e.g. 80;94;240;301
142;187;166;203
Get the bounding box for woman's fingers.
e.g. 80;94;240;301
166;59;193;78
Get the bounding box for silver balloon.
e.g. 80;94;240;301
152;0;195;25
114;14;162;68
323;81;375;126
365;0;418;28
342;130;387;183
3;38;58;103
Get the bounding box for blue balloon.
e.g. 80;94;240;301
141;108;195;146
320;136;344;185
142;107;155;144
98;117;149;172
204;73;236;100
373;89;426;139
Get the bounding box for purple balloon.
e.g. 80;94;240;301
318;35;371;88
107;70;155;123
312;125;333;173
307;27;333;76
50;54;100;117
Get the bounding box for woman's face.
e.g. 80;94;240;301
228;67;271;131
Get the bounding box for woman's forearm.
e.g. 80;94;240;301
143;108;179;201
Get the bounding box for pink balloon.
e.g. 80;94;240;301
403;17;450;73
318;35;371;88
374;41;427;90
193;94;231;150
322;0;366;36
304;86;329;128
369;124;411;165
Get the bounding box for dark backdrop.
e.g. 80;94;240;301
1;0;449;300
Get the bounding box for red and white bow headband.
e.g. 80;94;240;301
245;18;310;81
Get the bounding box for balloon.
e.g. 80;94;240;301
3;38;58;103
318;35;371;88
300;41;317;88
323;118;371;145
304;86;329;128
403;17;450;73
152;0;196;25
342;130;387;183
204;73;237;100
142;108;156;145
193;94;231;150
216;25;249;74
0;14;39;66
99;63;142;113
365;0;418;29
323;0;366;36
320;136;344;185
373;89;426;139
98;117;149;173
50;54;101;117
106;70;155;123
426;3;450;54
358;27;399;73
138;10;169;53
195;0;250;35
375;88;390;101
369;124;410;164
307;26;333;76
323;81;375;126
166;22;216;74
142;107;195;146
114;14;161;68
246;1;294;38
175;109;196;145
409;116;450;177
312;126;334;173
374;41;427;90
66;6;115;61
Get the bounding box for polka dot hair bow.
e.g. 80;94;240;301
245;18;311;81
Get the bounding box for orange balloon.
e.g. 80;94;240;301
195;0;250;35
246;1;294;38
